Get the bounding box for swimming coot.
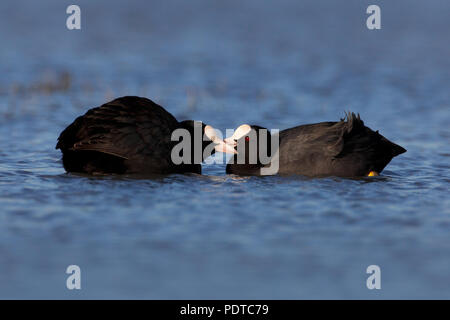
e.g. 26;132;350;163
225;112;406;177
56;96;234;175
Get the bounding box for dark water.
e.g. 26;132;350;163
0;0;449;298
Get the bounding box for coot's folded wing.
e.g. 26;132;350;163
278;121;343;162
56;96;180;163
279;112;371;158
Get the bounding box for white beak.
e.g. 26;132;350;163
222;124;252;153
204;125;237;154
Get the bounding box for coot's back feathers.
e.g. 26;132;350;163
56;96;191;174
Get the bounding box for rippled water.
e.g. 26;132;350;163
0;0;449;298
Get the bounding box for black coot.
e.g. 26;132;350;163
56;96;231;175
225;112;406;177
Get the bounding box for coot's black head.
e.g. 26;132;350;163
178;120;235;164
225;124;272;167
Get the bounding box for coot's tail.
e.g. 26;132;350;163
338;112;406;175
342;111;406;158
390;141;407;157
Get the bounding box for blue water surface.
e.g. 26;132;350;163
0;0;449;298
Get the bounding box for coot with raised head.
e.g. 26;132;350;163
56;96;234;175
225;112;406;177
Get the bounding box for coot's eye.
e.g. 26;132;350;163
245;136;250;142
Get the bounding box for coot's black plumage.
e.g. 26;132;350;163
226;113;406;177
56;96;221;175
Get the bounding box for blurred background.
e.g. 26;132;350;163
0;0;449;298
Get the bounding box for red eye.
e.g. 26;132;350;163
245;136;250;142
